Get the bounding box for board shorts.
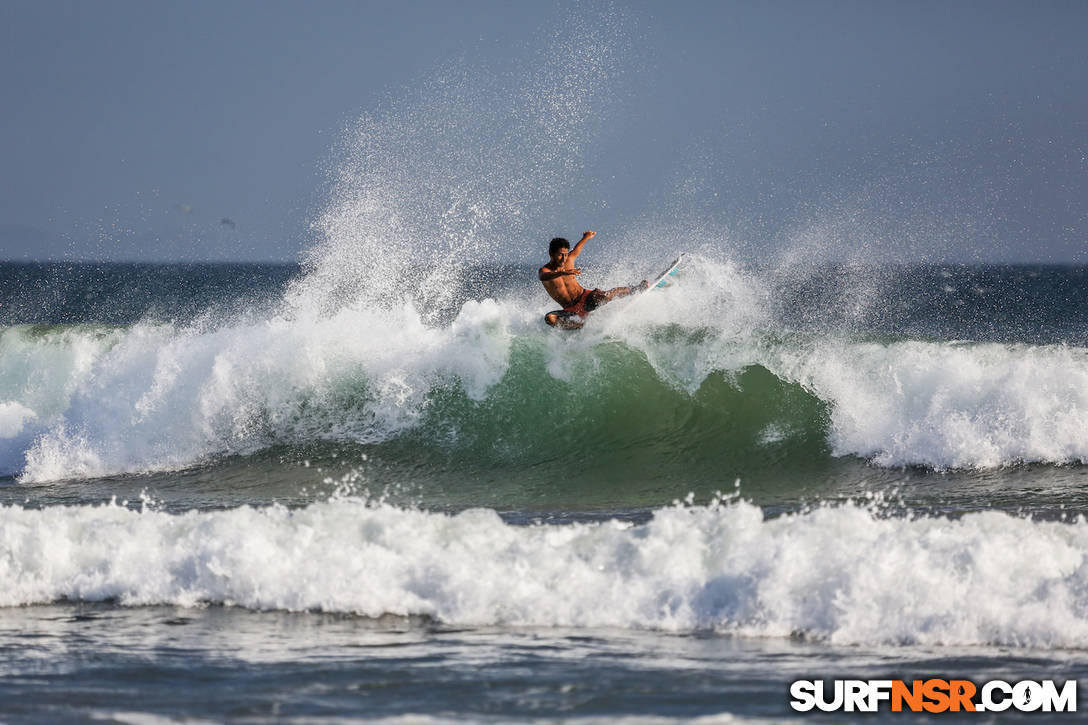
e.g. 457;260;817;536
554;288;605;321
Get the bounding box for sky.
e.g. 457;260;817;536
0;0;1085;263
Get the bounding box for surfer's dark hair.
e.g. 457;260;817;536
549;237;570;255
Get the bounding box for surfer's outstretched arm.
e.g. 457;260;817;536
538;267;581;281
567;230;595;262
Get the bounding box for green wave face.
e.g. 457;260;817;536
343;338;834;508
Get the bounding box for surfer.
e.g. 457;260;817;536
539;231;647;329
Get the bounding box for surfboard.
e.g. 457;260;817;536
604;253;684;321
644;253;684;293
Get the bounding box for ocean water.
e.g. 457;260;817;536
2;259;1088;724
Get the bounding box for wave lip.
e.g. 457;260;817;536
2;499;1086;649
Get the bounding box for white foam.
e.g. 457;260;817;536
2;499;1086;648
0;401;35;439
3;300;516;482
778;340;1088;468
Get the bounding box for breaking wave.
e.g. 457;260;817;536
3;265;1088;483
2;497;1086;648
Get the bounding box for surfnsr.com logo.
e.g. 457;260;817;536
790;679;1077;713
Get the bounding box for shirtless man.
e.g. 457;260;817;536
539;231;647;329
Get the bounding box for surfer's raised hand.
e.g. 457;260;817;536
567;231;594;262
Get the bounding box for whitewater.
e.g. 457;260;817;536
3;495;1088;648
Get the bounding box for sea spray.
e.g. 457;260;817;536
283;8;630;323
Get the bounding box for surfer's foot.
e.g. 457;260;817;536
638;279;649;291
545;311;584;330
